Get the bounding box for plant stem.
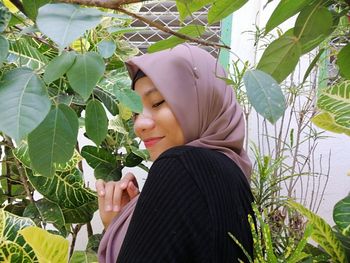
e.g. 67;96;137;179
69;224;82;259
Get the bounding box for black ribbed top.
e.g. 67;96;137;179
117;146;253;263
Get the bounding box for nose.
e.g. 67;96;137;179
133;110;155;135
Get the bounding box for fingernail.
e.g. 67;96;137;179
113;205;120;212
105;205;112;211
99;190;105;196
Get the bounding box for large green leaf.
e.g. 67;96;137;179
67;52;105;101
317;81;350;129
257;35;302;83
23;0;51;20
289;200;348;263
20;226;69;263
334;195;350;237
93;87;118;115
70;251;98;263
8;38;50;70
81;145;115;169
0;35;9;64
148;25;205;53
337;43;350;79
265;0;315;34
0;67;51;142
243;70;286;124
176;0;213;20
208;0;247;25
36;3;103;50
43;51;76;84
26;168;98;223
28;104;79;177
294;4;333;54
85;100;108;146
0;209;38;262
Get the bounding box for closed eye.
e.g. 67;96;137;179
152;100;165;108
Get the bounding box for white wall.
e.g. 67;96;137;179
230;0;350;224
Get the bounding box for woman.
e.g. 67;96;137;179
97;44;254;262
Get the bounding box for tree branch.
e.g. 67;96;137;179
56;0;230;50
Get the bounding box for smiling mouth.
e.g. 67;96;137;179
143;137;163;148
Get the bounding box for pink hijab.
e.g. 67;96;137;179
98;44;251;263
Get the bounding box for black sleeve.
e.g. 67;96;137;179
117;156;211;263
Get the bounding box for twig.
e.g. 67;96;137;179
69;224;82;258
56;0;231;50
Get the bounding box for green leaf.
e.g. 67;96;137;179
93;87;118;115
289;200;348;263
334;195;350;237
257;35;302;83
94;163;122;181
0;3;11;33
70;250;98;263
0;35;9;64
265;0;315;35
312;112;350;137
67;52;105;101
317;81;350;129
148;24;205;53
19;226;69;263
22;0;51;20
36;3;103;50
0;209;38;262
0;67;51;142
26;168;98;223
294;5;333;54
208;0;247;25
114;88;142;114
243;70;286;124
337;43;350;79
81;145;115;169
43;51;76;84
85;100;108;146
97;40;116;59
28;104;79;177
176;0;213;21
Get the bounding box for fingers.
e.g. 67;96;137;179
95;179;106;196
127;181;139;199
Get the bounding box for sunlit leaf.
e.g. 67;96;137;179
0;67;51;142
70;250;98;263
20;226;69;263
37;3;103;50
243;70;286;124
85;100;108;146
289;201;348;263
257;35;301;83
208;0;247;25
44;51;76;84
3;0;18;13
148;25;205;53
337;43;350;79
66;52;105;101
312;112;350;137
0;209;38;262
28;104;79;177
176;0;213;21
70;38;91;52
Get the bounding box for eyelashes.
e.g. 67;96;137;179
132;100;165;121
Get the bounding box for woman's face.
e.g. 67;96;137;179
133;76;185;161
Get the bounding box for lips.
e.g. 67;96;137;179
143;137;163;148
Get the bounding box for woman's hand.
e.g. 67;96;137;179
96;172;139;229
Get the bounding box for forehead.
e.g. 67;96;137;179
134;76;161;97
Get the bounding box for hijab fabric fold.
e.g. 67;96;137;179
98;44;252;263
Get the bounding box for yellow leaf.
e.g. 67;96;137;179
19;226;69;263
118;103;132;120
70;38;90;52
3;0;19;12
